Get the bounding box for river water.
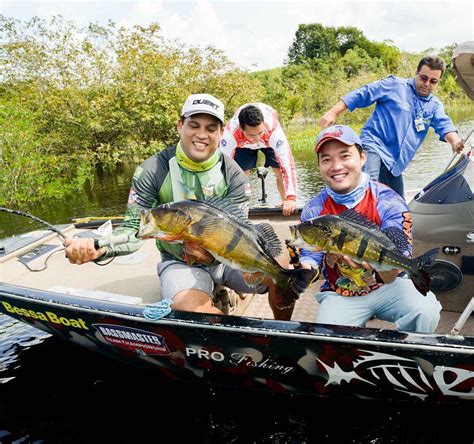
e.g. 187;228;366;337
1;118;473;442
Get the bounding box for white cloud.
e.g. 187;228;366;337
1;0;473;70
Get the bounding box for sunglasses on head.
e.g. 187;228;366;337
418;74;439;85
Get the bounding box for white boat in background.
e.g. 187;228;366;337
452;41;474;100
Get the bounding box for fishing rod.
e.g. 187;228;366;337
0;207;68;242
0;207;132;269
0;207;132;248
0;207;69;271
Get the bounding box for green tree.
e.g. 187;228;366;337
287;23;400;72
0;98;92;205
287;24;339;64
0;15;261;205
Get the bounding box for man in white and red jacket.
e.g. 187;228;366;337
220;103;297;216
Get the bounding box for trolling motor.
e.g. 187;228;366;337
257;167;268;204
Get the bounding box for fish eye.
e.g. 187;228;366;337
318;225;331;235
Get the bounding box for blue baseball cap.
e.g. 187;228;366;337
315;125;362;152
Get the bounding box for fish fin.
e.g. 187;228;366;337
338;209;380;230
182;251;196;266
273;268;319;308
414;248;439;273
155;234;183;243
188;214;219;237
410;248;440;295
255;223;282;256
382;226;410;253
242;271;265;287
200;196;249;223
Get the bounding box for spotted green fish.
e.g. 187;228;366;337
137;197;316;308
288;209;438;296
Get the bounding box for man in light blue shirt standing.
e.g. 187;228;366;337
319;56;465;197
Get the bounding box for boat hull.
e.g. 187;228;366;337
1;282;473;403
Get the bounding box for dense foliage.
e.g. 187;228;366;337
0;16;471;205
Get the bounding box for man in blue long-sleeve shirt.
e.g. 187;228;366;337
319;56;465;197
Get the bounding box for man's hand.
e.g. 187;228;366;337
445;132;465;154
64;238;106;265
318;101;347;129
281;199;297;216
319;111;337;129
326;253;400;284
377;269;399;284
182;242;214;266
326;253;372;271
451;138;465;154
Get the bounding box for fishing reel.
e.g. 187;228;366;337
285;239;301;268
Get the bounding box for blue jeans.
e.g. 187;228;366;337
363;149;404;197
315;278;441;333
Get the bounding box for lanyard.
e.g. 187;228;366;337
413;93;426;118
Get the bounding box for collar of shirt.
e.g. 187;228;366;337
409;77;433;102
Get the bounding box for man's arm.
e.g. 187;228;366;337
268;125;297;215
340;255;399;284
219;125;238;158
430;101;464;154
319;100;348;129
222;155;251;212
445;131;465;154
320;77;395;130
65;155;165;264
374;184;414;283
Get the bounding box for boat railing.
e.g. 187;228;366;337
450;297;474;336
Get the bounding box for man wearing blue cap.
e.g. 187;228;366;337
297;125;441;333
319;56;465;197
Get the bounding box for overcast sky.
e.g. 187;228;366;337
1;0;473;71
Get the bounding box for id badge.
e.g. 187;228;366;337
415;117;425;132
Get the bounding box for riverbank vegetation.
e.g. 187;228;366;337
1;16;472;205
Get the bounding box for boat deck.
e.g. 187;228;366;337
242;286;474;335
1;222;473;336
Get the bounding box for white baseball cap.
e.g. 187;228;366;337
181;93;225;124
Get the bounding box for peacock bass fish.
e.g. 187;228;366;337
288;209;438;296
137;197;316;308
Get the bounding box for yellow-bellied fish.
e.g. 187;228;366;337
288;209;438;295
137;198;316;308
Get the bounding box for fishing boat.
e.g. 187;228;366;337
1;151;474;404
1;41;473;404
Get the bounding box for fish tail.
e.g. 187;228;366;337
273;268;319;309
410;248;439;296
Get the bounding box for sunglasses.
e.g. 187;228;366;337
418;74;440;85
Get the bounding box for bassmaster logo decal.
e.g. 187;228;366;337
94;324;170;355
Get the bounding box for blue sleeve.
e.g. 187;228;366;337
342;76;395;111
298;193;325;268
430;100;457;142
374;184;413;257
